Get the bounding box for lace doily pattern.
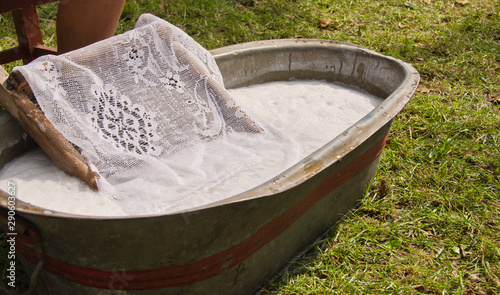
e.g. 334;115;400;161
88;83;162;156
123;44;149;85
15;14;300;214
160;71;185;92
29;60;67;101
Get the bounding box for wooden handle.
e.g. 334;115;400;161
0;70;99;191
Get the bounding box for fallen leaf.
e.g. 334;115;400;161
398;23;409;28
377;178;388;199
417;87;432;93
488;94;500;105
456;0;470;4
319;18;334;28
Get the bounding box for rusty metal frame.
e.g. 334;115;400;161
0;0;58;65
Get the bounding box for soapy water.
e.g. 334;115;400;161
230;80;383;156
0;80;383;216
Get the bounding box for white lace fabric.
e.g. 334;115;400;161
16;14;300;215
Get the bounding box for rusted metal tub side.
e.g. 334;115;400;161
0;39;419;294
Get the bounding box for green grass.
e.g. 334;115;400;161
1;0;499;293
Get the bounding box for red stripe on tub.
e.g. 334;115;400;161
11;134;388;290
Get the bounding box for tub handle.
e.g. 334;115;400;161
0;209;45;295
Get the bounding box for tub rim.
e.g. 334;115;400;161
194;38;419;208
0;38;420;219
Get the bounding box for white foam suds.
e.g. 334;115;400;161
229;80;383;157
0;80;383;216
0;149;126;216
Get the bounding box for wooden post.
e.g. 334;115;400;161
0;0;58;64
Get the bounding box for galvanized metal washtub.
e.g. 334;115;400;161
0;39;419;294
